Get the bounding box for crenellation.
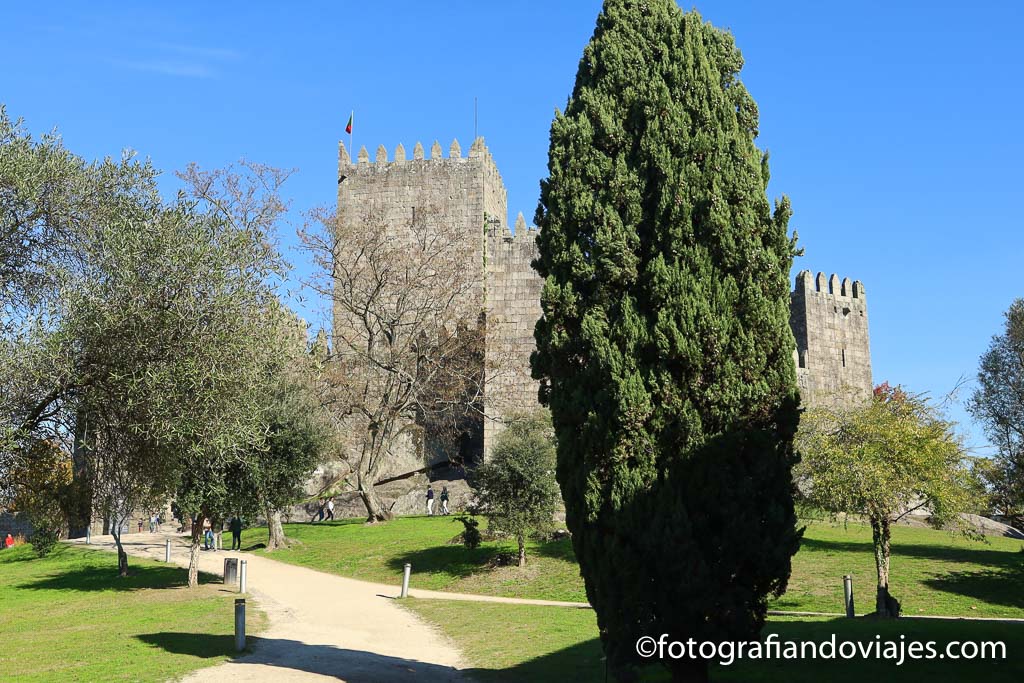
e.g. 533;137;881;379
450;138;461;158
430;140;443;159
375;144;388;164
358;145;369;164
413;141;425;160
469;137;485;158
339;140;351;165
514;211;527;233
816;271;827;292
394;143;406;162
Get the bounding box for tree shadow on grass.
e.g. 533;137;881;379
387;545;504;581
16;564;214;592
458;618;1024;683
532;538;577;563
461;637;609;683
799;536;1021;568
923;563;1024;611
136;633;466;682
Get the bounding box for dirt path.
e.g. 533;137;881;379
69;534;467;682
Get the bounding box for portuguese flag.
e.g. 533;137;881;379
345;111;353;135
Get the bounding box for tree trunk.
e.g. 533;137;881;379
266;506;287;551
871;516;900;617
357;476;393;523
668;660;710;683
187;515;203;588
517;533;527;567
111;527;129;577
68;408;93;539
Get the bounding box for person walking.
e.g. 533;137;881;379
317;498;325;522
4;533;13;549
326;497;335;522
229;516;243;551
426;485;435;516
149;514;158;533
440;486;450;515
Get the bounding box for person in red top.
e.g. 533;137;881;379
3;533;13;548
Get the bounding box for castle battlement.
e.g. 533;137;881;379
339;137;501;174
795;270;865;301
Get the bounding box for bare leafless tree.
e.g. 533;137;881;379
301;204;490;522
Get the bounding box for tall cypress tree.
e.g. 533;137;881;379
532;2;802;681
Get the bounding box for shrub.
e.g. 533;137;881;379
473;412;561;567
457;515;481;550
29;525;60;557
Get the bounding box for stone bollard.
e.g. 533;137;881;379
239;559;247;593
235;598;246;652
843;575;855;618
224;558;239;585
165;539;171;563
86;527;91;545
400;562;411;598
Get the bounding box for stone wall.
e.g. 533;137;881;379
332;137;874;517
790;270;873;407
483;214;545;453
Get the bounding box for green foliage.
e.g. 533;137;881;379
969;299;1024;526
797;384;978;529
531;1;800;676
28;526;59;557
472;413;561;565
1;108;293;579
458;515;482;550
797;383;980;615
226;319;330;519
9;440;74;534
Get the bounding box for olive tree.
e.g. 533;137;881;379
472;412;561;567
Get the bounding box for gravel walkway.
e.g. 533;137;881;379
69;534;468;682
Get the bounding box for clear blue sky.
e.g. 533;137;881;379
3;1;1021;455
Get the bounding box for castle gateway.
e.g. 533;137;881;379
336;138;872;470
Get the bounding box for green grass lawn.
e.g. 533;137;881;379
242;516;585;602
0;543;265;682
403;600;1024;682
244;517;1024;618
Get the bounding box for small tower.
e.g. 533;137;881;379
790;270;872;407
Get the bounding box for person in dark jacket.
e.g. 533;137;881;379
426;485;435;516
229;516;243;551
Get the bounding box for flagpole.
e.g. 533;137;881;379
349;110;353;159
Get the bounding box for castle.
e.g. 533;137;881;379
335;137;872;479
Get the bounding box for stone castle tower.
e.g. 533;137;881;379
790;270;873;407
336;138;872;467
336;137;542;466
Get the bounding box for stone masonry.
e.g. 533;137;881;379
336;138;873;471
790;270;873;407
